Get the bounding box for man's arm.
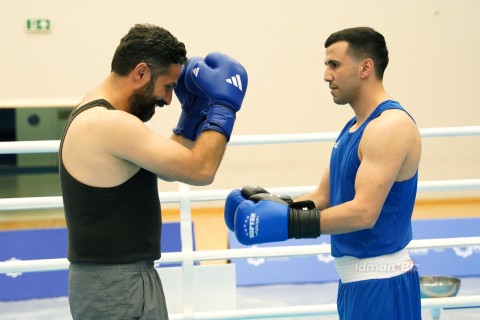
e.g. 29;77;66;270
108;111;227;186
170;133;195;150
118;52;247;185
318;110;419;234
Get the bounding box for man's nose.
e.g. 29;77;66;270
164;91;173;105
324;69;332;82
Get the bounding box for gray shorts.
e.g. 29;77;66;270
69;260;168;320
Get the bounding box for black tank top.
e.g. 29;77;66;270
59;99;161;263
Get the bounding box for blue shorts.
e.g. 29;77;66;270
337;268;421;320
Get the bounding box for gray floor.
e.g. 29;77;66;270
0;278;479;320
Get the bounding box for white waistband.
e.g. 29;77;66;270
335;248;413;283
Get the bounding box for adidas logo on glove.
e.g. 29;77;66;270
192;67;244;92
226;75;244;91
192;67;200;77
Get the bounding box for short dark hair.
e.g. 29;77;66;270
111;24;187;77
324;27;389;80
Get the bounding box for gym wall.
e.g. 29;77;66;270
1;0;479;200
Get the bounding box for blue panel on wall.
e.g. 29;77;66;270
229;234;338;286
0;228;68;301
0;222;191;301
410;218;480;278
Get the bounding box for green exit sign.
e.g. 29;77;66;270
26;19;51;32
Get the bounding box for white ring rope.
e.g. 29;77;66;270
1;126;479;318
0;126;479;154
1;236;480;274
0;98;80;109
166;295;480;319
178;183;195;319
1;179;479;211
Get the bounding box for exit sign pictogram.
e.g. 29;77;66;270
26;19;51;32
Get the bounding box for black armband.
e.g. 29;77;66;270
288;200;321;239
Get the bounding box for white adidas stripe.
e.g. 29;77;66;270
235;74;243;91
226;74;243;91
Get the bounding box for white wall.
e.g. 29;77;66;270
1;0;479;198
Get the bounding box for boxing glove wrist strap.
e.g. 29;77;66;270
288;200;321;239
202;105;236;141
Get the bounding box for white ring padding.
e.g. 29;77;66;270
1;126;480;154
178;183;195;318
0;140;59;154
170;303;339;319
229;126;480;145
1;179;480;211
0;98;80;108
165;236;480;263
1;236;479;274
165;295;480;319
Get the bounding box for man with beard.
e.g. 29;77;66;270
59;24;248;319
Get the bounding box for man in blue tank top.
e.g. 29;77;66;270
60;24;248;319
224;27;421;319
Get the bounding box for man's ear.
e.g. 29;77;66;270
133;62;151;82
359;58;374;79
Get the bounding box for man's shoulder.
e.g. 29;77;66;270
373;108;416;128
363;109;418;146
74;105;138;127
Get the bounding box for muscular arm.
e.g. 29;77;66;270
62;108;228;188
170;133;195;150
104;110;227;186
298;110;420;234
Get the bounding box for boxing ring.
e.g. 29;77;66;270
1;125;480;319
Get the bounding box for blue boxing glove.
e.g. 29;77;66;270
190;52;248;141
234;194;321;246
224;185;270;231
173;56;210;141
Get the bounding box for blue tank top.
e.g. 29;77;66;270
330;100;418;258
